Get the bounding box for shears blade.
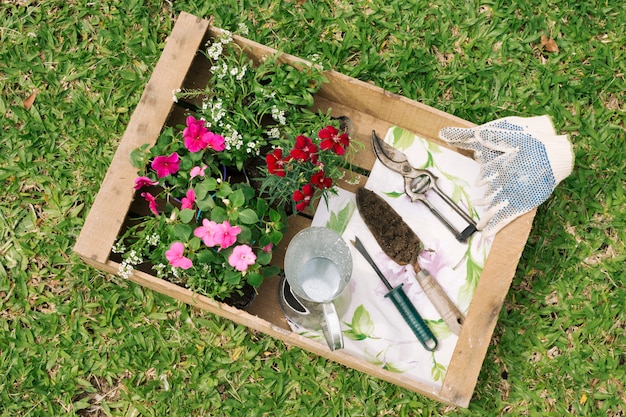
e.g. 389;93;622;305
371;131;410;173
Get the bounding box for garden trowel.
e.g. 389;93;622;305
355;187;464;335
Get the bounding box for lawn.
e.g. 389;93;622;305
1;0;624;415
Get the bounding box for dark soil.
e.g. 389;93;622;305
356;187;423;268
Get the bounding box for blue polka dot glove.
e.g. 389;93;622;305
439;116;574;237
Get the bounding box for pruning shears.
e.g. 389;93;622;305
371;131;477;242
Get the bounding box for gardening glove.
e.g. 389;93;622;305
438;115;574;236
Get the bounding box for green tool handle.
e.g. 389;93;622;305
385;284;438;351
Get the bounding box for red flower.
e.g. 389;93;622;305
319;125;350;156
289;135;318;162
266;148;288;177
293;184;314;211
310;171;332;189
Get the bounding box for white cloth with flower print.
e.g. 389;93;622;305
288;126;494;389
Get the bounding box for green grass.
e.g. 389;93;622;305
1;0;624;415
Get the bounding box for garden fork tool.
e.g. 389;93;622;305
372;131;477;242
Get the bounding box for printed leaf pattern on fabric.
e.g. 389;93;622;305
326;201;355;235
431;352;447;382
457;246;485;310
382;191;405;199
425;318;452;340
390;126;416;151
343;305;376;341
295;126;495;389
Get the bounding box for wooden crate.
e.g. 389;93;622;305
74;12;534;408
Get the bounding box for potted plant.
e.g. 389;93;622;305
112;28;357;303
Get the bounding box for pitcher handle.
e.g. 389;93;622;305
320;302;343;350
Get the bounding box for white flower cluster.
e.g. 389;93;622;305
210;62;247;81
236;65;247;81
207;42;223;60
117;249;143;280
210;98;226;124
172;88;181;103
271;106;286;125
237;23;249;36
112;240;126;254
267;127;281;139
146;233;159;246
153;263;167;278
222;125;244;151
206;30;233;61
118;262;134;280
210;62;229;79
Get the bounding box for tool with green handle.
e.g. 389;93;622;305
351;237;438;351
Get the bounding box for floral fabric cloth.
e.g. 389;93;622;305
290;126;494;388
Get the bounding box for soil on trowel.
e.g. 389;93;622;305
356;187;423;268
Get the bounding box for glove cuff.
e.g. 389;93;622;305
542;135;574;185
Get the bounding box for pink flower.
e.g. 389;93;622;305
181;189;196;209
193;220;240;249
183;116;209;152
141;192;159;215
152;152;180;178
190;164;207;179
203;131;226;151
134;176;158;190
212;221;241;249
228;245;256;272
194;219;218;247
262;243;273;253
319;125;350;156
165;242;193;269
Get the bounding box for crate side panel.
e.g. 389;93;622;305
74;13;210;263
122;260;448;404
317;71;475;142
439;209;535;407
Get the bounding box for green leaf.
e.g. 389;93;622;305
129;143;151;169
246;272;263;287
268;230;283;245
211;206;228;222
256;251;271;265
179;209;196;224
261;265;281;278
256;197;269;216
196;194;215;211
224;269;241;285
189;237;201;251
216;182;233;199
237;225;252;243
269;208;282;223
170;224;192;241
197;178;218;199
196;249;216;263
230;189;246;207
238;208;259;224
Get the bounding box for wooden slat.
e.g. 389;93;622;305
74;12;210;263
